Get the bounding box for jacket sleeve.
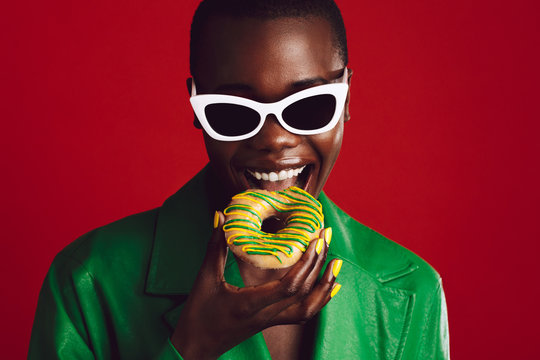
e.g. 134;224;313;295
28;254;184;360
416;279;450;360
28;254;97;359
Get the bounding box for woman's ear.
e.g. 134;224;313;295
187;77;202;129
344;68;353;122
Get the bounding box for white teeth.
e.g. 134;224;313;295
247;166;306;182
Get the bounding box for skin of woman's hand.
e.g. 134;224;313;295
170;211;340;360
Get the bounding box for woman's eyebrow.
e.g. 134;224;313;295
292;77;329;88
213;83;254;93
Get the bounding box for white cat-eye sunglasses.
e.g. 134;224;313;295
189;68;349;141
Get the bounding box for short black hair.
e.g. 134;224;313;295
190;0;348;76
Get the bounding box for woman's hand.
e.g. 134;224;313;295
170;212;340;360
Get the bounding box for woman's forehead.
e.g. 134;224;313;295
193;16;343;92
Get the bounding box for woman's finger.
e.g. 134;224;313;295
226;237;322;319
231;237;323;323
268;258;342;326
297;228;332;298
195;211;229;286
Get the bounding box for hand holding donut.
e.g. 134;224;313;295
170;210;342;360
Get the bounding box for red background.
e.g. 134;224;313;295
2;0;539;358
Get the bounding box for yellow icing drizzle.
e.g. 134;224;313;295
223;187;324;263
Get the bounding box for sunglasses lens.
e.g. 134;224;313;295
205;103;260;137
282;94;336;131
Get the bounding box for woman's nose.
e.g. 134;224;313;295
247;114;302;152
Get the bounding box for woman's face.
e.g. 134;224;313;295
192;16;350;200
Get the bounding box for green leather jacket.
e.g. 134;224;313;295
29;168;449;359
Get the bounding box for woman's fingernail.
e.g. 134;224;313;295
331;283;342;298
213;211;220;228
316;238;324;254
332;259;343;277
325;227;333;245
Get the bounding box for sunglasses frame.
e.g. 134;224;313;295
189;69;349;142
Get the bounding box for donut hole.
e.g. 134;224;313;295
261;216;287;234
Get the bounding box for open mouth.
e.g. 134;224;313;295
245;164;313;192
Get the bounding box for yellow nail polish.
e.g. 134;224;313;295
213;211;220;228
325;227;333;245
315;238;324;254
331;283;342;298
332;259;343;277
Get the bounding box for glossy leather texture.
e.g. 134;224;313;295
29;167;449;359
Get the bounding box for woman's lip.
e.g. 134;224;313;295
303;165;316;193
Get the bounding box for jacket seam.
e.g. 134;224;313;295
414;278;443;360
53;252;98;355
394;293;415;360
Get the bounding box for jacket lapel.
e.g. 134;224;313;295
145;166;213;295
312;257;414;360
315;194;416;360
